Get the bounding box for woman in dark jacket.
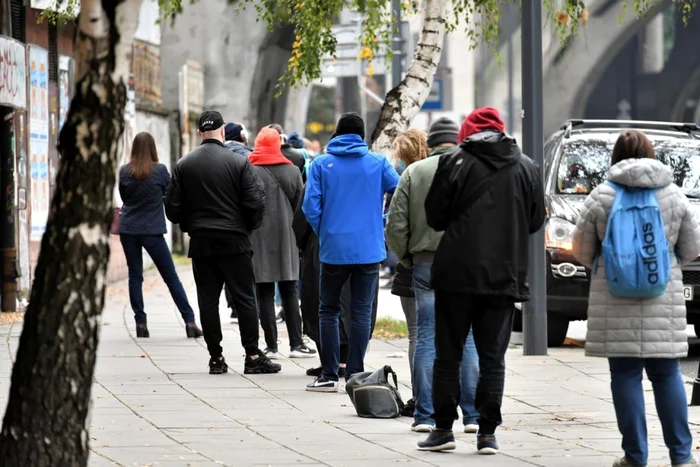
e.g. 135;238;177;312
249;127;316;359
118;132;203;339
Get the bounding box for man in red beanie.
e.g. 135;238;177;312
417;107;546;454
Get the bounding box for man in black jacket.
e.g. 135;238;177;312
417;107;545;454
165;110;281;376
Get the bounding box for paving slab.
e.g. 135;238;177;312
3;266;700;467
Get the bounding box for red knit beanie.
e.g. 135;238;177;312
458;107;506;142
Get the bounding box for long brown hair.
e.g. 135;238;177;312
611;130;655;166
128;132;158;179
394;129;429;166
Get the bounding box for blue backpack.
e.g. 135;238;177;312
600;181;671;298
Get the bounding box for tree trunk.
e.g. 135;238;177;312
369;0;447;155
0;0;141;465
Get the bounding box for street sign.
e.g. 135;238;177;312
421;78;443;111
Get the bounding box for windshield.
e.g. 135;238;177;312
556;135;700;197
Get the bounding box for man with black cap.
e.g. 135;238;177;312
165;110;281;376
223;122;251;158
302;112;400;392
417;107;545;454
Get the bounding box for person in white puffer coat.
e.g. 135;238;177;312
572;129;700;467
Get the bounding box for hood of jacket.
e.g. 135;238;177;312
459;131;521;170
607;158;673;189
429;145;458;158
326;133;369;158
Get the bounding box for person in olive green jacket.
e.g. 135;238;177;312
385;118;480;434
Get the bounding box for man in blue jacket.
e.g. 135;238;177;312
303;112;400;392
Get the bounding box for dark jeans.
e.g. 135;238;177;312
257;281;303;350
609;358;693;466
432;290;514;434
319;262;379;381
191;252;260;358
120;234;195;325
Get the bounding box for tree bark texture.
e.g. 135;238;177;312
369;0;447;155
0;0;141;465
249;24;295;133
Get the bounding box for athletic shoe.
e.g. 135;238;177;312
263;348;279;360
464;423;479;434
244;352;281;374
290;345;317;358
209;356;228;375
613;457;646;466
306;375;339;392
306;366;345;377
411;423;434;433
477;434;499;455
416;429;456;452
673;457;699;466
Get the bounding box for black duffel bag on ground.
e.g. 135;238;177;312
345;365;405;418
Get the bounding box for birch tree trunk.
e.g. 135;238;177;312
370;0;447;154
0;0;141;465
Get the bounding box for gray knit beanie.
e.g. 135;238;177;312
427;117;460;148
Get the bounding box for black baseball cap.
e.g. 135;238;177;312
198;111;224;132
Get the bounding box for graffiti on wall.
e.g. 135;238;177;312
29;46;49;241
0;36;26;110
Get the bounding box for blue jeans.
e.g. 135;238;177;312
609;358;693;466
413;262;478;426
120;234;195;325
319;262;379;381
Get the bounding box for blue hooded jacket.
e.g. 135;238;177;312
302;133;400;265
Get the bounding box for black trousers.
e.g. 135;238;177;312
257;281;303;350
432;290;514;434
192;252;260;358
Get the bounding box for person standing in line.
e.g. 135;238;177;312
118;132;203;339
248;127;317;360
386;125;480;434
165;111;281;376
303;112;400;392
418;108;545;454
573;130;700;467
267;124;306;173
222;122;252;322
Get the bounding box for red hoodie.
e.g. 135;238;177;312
249;127;293;166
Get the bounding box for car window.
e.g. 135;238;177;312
555;135;700;196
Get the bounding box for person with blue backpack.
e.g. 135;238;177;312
572;130;700;467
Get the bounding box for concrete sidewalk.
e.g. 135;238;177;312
2;266;700;467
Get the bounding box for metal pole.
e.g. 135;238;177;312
522;0;548;355
506;9;515;133
391;0;402;89
690;368;700;406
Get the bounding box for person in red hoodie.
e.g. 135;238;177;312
249;127;317;359
417;108;546;455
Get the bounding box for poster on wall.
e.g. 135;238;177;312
29;46;50;241
0;36;27;109
58;55;73;131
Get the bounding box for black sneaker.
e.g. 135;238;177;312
416;429;456;452
401;398;415;417
290;345;317;358
306;375;339;392
209;356;228;375
477;434;499;455
245;352;281;374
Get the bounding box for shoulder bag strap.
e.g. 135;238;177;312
262;166;294;211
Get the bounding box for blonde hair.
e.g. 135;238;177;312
393;129;429;166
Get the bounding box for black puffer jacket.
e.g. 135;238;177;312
282;145;306;173
165;139;265;235
425;131;545;300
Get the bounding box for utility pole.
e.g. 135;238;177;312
522;0;547;355
391;0;402;89
506;5;515;133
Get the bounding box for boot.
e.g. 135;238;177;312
186;322;203;338
136;324;150;338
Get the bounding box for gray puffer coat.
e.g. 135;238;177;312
572;158;700;359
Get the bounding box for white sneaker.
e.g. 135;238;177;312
464;423;479;433
263;348;279;360
306;376;339;393
411;423;434;433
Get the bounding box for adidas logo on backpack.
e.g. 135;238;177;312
599;181;671;298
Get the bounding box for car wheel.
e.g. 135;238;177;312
694;323;700;339
512;307;523;332
547;314;570;347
